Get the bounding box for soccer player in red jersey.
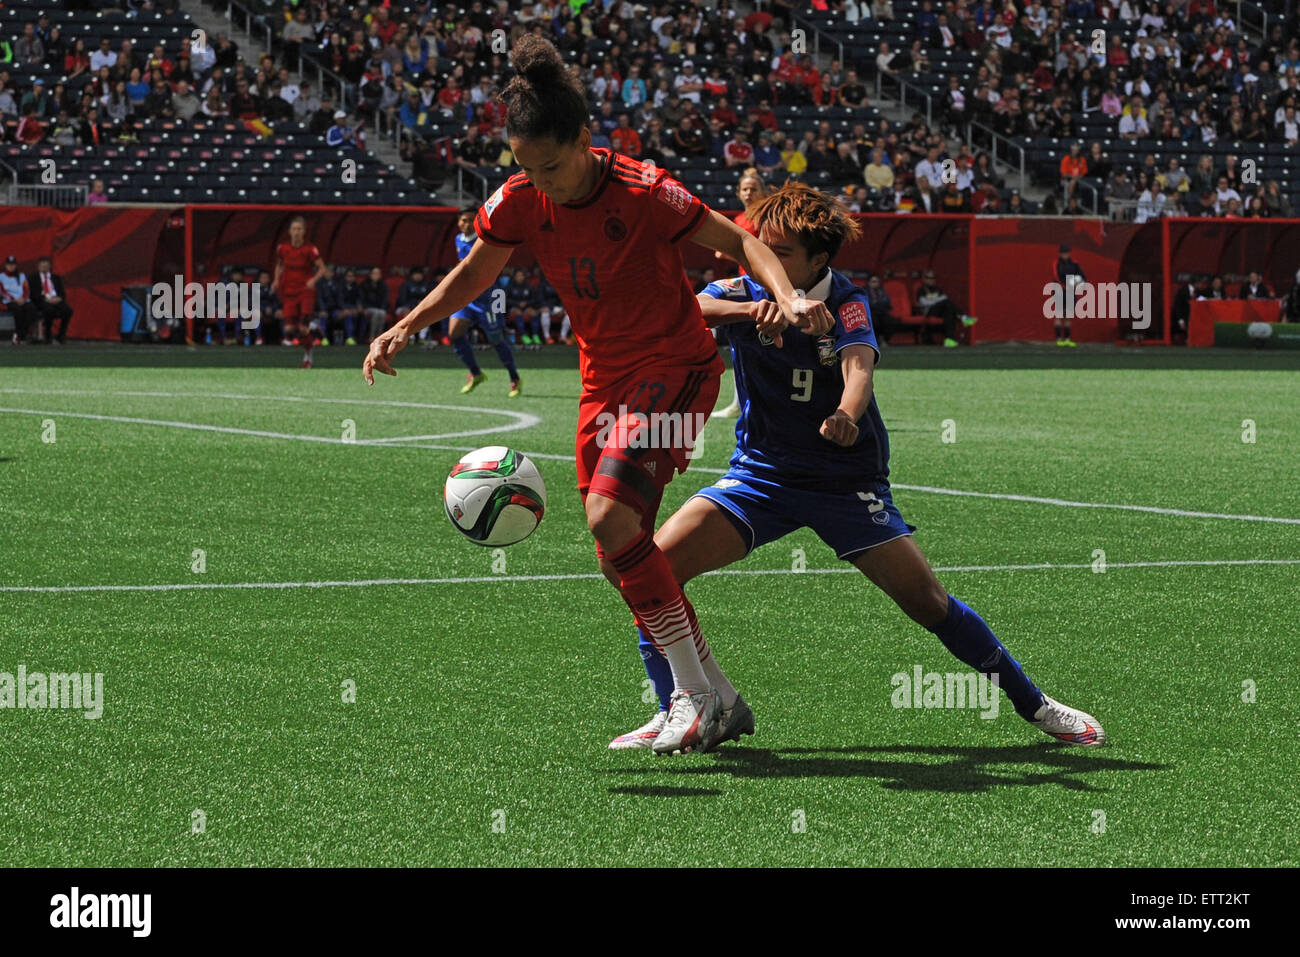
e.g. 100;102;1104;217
365;35;833;754
271;216;326;368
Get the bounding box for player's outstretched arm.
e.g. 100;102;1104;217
697;291;788;345
363;240;512;385
690;210;834;335
696;291;754;325
821;344;875;447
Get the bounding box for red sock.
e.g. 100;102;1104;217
609;530;709;693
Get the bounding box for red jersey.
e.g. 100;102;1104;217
276;241;321;294
475;148;716;392
724;140;754;166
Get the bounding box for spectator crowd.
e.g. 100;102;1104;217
1;2;362;151
253;0;1300;217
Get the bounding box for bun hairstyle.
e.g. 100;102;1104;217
501;35;588;144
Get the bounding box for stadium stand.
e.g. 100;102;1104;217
5;0;1298;350
243;0;901;210
795;0;1300;218
0;0;426;204
3;0;1297;216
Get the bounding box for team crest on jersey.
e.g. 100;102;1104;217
484;186;504;218
657;180;690;215
840;300;871;333
604;216;627;241
816;334;836;366
717;276;746;297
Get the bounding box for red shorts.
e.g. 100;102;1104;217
280;289;315;322
576;353;723;524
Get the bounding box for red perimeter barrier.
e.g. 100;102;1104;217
1187;299;1284;347
0;206;181;340
6;204;1297;344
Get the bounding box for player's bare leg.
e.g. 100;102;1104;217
853;536;1104;745
587;492;721;754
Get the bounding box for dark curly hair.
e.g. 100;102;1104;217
500;34;588;144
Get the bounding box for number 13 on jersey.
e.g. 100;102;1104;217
569;257;600;299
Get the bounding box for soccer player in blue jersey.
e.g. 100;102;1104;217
610;182;1106;752
450;207;522;397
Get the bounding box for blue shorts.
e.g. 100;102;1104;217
692;466;916;562
451;301;505;343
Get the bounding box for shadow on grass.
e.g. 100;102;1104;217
606;742;1165;794
609;785;724;798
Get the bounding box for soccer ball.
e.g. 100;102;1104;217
443;446;547;546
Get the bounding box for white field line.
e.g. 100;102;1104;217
3;558;1298;594
0;388;539;442
2;390;1297;525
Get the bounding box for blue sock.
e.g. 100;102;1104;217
928;595;1043;720
493;340;519;379
453;336;481;375
638;628;672;712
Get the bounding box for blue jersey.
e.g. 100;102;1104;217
702;270;889;492
456;231;496;311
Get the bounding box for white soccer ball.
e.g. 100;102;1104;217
1246;321;1273;340
443;446;547;546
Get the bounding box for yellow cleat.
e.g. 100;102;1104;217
508;378;522;398
460;372;486;394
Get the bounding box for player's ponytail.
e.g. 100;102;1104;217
501;35;588;144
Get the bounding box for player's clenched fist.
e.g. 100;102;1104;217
363;325;410;385
749;298;787;347
785;297;835;336
819;409;859;447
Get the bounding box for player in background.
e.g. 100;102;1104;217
1053;243;1084;347
501;268;542;348
271;215;326;368
449;207;522;396
611;182;1105;751
711;168;769;419
365;35;834;754
537;275;570;344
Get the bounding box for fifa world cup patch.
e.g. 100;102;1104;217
839;300;871;333
484;186;504;218
657;180;691;215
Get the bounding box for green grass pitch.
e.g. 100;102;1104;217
2;344;1297;867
